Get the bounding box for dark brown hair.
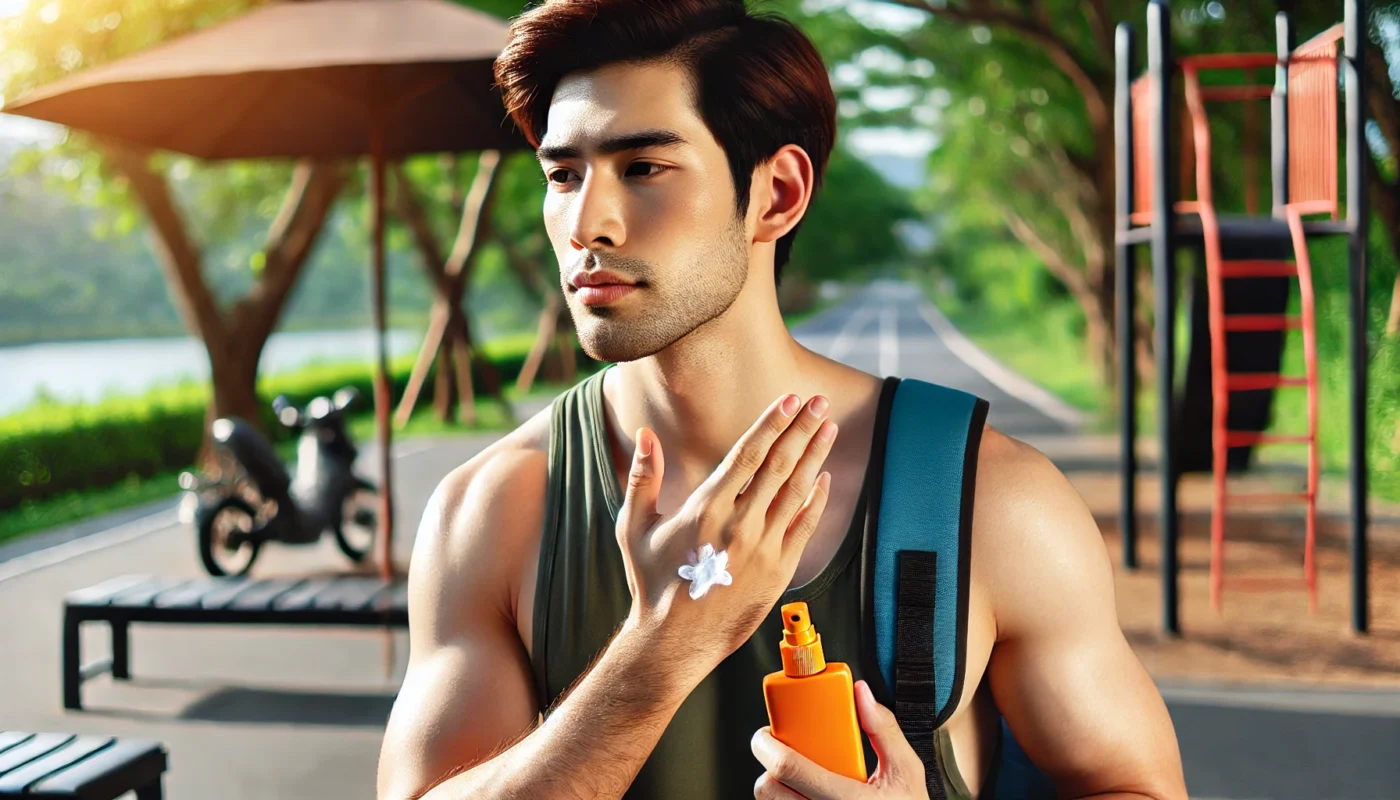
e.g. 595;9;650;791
494;0;837;277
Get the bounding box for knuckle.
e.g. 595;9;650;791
768;753;800;783
733;444;765;474
764;451;793;478
695;504;723;532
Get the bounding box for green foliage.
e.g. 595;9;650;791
0;333;589;512
1268;220;1400;503
790;144;918;279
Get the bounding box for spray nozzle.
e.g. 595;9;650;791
779;601;826;676
783;603;817;646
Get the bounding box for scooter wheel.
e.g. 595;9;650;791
197;496;262;577
335;479;378;564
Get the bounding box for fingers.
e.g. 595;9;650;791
709;394;806;500
750;727;866;800
780;471;831;563
735;396;833;513
762;418;837;533
854;681;925;787
617;427;664;544
753;772;807;800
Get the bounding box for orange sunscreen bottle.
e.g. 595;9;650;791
762;601;868;782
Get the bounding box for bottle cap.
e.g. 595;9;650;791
779;601;826;676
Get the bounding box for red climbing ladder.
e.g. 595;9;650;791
1176;25;1345;613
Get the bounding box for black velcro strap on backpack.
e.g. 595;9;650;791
894;549;946;800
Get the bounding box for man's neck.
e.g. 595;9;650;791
600;284;839;506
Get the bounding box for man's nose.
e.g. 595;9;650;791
568;172;627;252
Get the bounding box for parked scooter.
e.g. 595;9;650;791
178;388;378;576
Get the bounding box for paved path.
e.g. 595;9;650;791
3;280;1395;799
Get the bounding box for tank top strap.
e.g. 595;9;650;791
530;367;626;709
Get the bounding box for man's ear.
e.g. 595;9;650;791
751;144;814;246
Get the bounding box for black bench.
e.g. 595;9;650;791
0;732;165;799
63;575;408;711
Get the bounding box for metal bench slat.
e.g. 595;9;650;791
0;734;73;776
198;578;267;610
347;582;394;612
65;576;154;607
372;582;409;613
272;578;337;612
228;579;305;612
0;736;112;793
153;577;245;609
25;739;165;798
0;733;32;757
108;578;192;609
314;577;387;611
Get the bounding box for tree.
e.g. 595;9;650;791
863;0;1400;385
0;0;527;456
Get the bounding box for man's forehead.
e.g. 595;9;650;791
540;61;706;152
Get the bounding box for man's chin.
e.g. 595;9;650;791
574;318;686;364
576;335;661;364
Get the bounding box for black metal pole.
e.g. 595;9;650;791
1345;0;1369;634
1149;0;1179;636
1271;13;1292;216
1116;23;1139;571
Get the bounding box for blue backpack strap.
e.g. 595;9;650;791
863;378;1053;799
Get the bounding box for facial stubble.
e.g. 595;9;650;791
565;216;750;363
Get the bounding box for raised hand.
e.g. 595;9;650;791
615;394;838;669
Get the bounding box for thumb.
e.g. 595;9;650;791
854;680;925;785
618;427;664;536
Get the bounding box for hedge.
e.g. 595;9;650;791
1;334;588;511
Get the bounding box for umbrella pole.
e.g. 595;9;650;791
370;121;396;581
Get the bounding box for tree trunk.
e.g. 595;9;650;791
434;336;457;422
103;143;346;467
517;294;562;395
201;338;265;467
389;156;506;423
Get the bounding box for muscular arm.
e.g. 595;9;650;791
376;445;705;800
980;436;1187;800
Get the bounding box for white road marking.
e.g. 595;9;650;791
879;306;899;377
0;505;180;584
915;300;1087;429
827;304;875;362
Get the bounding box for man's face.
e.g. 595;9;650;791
536;60;752;363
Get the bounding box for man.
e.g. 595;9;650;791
377;1;1187;798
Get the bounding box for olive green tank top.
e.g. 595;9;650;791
530;368;977;799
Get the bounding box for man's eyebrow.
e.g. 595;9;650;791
535;129;689;162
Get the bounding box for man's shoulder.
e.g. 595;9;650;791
413;403;555;569
969;424;1113;633
971;424;1084;526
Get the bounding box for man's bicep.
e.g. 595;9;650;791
379;630;539;799
377;454;546;800
981;443;1185;799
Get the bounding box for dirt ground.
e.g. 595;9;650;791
1063;465;1400;688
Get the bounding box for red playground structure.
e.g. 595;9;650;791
1115;0;1371;632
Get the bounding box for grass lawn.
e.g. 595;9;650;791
0;381;573;547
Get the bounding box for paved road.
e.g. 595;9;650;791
2;281;1396;799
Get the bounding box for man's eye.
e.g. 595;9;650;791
546;169;576;185
626;162;668;178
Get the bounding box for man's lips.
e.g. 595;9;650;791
569;269;640;306
576;283;639;306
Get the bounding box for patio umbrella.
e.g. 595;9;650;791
2;0;530;578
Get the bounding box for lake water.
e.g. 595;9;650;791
0;328;421;416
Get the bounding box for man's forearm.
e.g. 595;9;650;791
417;619;704;800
